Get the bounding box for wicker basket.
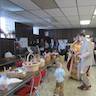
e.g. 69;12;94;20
23;53;40;72
45;53;51;65
39;58;45;68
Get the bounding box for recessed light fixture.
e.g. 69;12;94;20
80;20;91;25
94;9;96;15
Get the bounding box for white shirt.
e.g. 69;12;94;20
54;68;65;83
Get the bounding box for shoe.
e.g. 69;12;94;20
78;85;91;90
77;85;84;90
82;86;90;90
88;85;91;88
69;76;73;79
53;94;58;96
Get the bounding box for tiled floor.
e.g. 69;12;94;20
39;63;96;96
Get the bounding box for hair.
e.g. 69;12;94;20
56;61;62;68
79;32;86;37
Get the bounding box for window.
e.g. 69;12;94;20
1;33;5;38
0;17;15;38
0;17;7;33
33;27;39;35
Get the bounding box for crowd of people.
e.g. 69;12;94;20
17;32;95;96
30;39;70;63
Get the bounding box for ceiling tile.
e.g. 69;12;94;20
72;25;80;28
54;16;66;20
15;11;38;19
55;0;76;8
31;0;58;9
79;6;95;16
81;25;88;28
30;9;51;18
88;24;96;28
61;7;78;16
91;25;96;27
77;0;96;6
64;25;73;28
67;16;79;21
56;25;67;29
14;11;46;23
43;17;57;24
80;15;92;20
70;20;80;25
53;23;65;26
54;16;70;25
9;0;40;10
45;8;64;17
31;18;45;23
60;21;70;25
91;18;96;25
3;11;32;23
71;23;80;26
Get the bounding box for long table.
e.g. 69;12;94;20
0;63;52;96
0;58;17;71
0;72;32;96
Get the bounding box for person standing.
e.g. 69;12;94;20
39;39;45;55
77;33;93;90
67;35;81;80
44;40;50;51
53;61;65;96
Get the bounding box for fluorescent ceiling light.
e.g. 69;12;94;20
94;9;96;15
80;20;91;25
33;27;39;35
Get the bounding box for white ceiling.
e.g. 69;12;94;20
0;0;96;29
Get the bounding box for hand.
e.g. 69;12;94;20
76;52;80;55
78;55;81;59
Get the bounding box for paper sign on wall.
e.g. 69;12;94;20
19;38;28;48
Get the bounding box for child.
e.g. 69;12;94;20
54;61;65;96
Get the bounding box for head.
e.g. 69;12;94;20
53;48;57;52
79;32;86;42
75;35;80;42
56;61;62;68
45;49;49;53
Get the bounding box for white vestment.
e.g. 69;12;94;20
78;38;93;74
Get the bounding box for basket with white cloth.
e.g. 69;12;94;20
22;53;40;72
